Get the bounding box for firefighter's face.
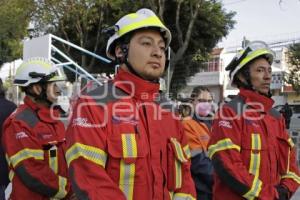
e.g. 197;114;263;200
118;29;166;81
46;81;66;103
249;58;272;95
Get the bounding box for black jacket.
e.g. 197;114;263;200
0;96;16;186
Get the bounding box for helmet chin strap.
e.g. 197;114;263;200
243;80;272;98
26;83;53;107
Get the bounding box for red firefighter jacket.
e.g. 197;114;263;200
2;96;70;199
208;88;300;200
65;69;196;200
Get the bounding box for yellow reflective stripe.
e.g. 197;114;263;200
208;138;241;159
173;192;196;200
169;191;174;199
10;148;44;167
118;16;165;36
245;134;262;200
249;152;261;176
243;176;263;200
282;172;300;184
16;60;52;76
120;134;137;200
286;137;294;174
251;134;261;150
249;134;261;177
183;145;191;159
287;148;291;174
121;134;137;158
9;170;14;181
54;176;67;199
5;154;10;165
48;146;58;174
119;161;135;200
239;49;272;68
66;143;107;168
170;138;187;162
175;159;182;189
6;154;14;181
288;138;294;148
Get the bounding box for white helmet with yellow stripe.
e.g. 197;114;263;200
226;41;275;86
14;57;66;87
106;8;172;59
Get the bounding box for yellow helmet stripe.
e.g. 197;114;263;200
118;16;166;37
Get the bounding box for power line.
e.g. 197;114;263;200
222;0;247;6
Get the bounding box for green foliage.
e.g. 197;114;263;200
286;43;300;94
0;0;34;65
169;0;235;94
1;0;235;93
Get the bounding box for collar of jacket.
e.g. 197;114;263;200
113;69;160;102
24;96;60;123
239;88;274;113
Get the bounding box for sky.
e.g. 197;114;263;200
219;0;300;47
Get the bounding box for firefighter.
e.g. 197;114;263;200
65;8;196;200
208;41;300;200
0;78;17;200
2;57;72;199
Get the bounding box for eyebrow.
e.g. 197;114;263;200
139;36;165;45
257;65;271;69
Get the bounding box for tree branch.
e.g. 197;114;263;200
48;2;71;54
173;1;201;65
158;0;165;21
148;0;157;13
175;0;184;46
88;3;105;70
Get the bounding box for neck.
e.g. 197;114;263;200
27;95;51;108
120;64;159;83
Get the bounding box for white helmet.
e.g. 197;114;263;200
226;41;275;86
14;57;66;87
106;8;172;59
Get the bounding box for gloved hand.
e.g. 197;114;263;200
276;185;289;200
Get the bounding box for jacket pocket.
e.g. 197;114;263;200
107;132;149;163
107;131;149;189
167;137;188;191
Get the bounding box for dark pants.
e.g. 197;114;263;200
0;185;5;200
191;152;214;200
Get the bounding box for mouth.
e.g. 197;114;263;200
148;62;161;68
261;84;270;89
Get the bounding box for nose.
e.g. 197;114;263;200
151;44;163;58
264;70;272;80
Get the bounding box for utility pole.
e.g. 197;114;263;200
242;36;249;48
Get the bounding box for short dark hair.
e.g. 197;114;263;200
191;86;210;99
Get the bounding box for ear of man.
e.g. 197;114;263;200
237;73;247;84
31;84;43;96
115;46;124;59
